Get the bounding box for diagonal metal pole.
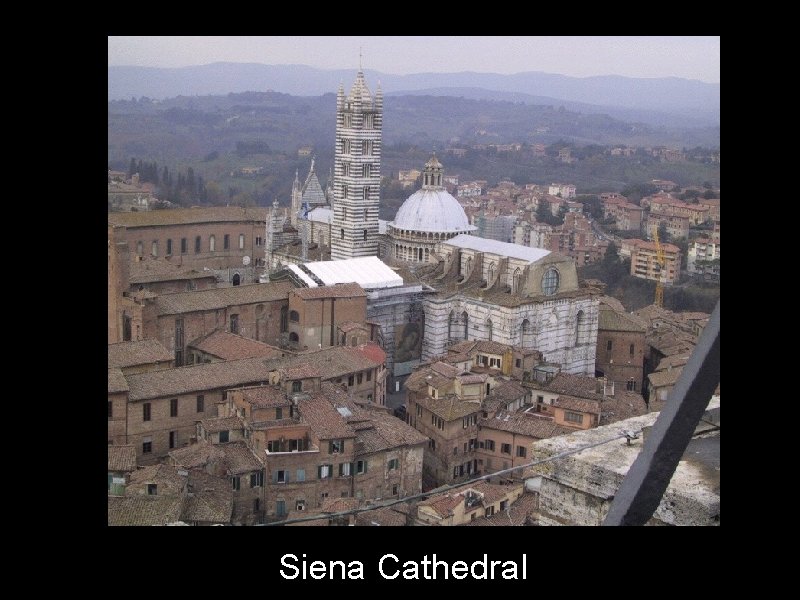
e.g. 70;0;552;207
603;300;720;526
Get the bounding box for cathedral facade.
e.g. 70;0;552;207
419;235;600;375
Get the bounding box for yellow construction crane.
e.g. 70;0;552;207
653;225;666;308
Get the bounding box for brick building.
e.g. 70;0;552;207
287;283;369;350
108;207;267;274
142;281;295;365
594;297;646;393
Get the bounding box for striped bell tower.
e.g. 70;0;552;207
331;68;382;260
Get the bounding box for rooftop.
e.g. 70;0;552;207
108;368;129;394
169;440;262;475
108;206;265;228
108;495;184;526
288;256;403;290
391;188;476;233
107;445;137;472
291;282;367;300
481;410;573;439
444;235;551;263
153;281;295;315
108;339;173;369
188;330;284;361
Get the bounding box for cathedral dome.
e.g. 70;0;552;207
391;155;475;234
391;188;474;233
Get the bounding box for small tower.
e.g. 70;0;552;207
290;170;301;227
331;69;382;260
264;198;282;274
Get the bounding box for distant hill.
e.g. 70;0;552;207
108;63;720;127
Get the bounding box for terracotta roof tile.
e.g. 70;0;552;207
355;506;408;526
108;495;184;526
108;206;266;228
108;445;137;472
238;386;290;408
125;357;272;400
183;470;233;524
169;440;262;475
189;330;284;361
553;395;601;415
108;339;172;369
153;281;295;315
417;395;481;420
200;415;244;433
108;368;129;394
321;497;359;513
298;394;355;440
481;411;573;439
292;283;367;299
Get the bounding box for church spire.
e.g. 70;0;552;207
422;153;444;189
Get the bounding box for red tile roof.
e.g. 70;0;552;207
108;339;173;368
189;330;284;361
292;283;367;299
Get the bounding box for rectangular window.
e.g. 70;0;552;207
485;439;495;452
453;466;458;479
388;458;399;471
343;114;352;128
169;431;177;449
230;314;239;335
239;234;245;249
256;236;262;247
318;464;332;479
136;241;143;256
501;443;512;455
170;398;178;417
296;469;305;482
224;234;230;249
564;411;584;424
166;239;173;255
537;395;544;403
362;140;372;155
343;139;351;154
142;438;152;454
329;440;344;454
627;380;637;391
194;236;201;253
469;438;476;451
517;445;527;458
366;371;372;382
339;462;352;476
356;460;367;474
143;403;151;422
181;238;187;254
108;401;113;419
196;395;204;413
251;471;264;487
275;407;283;420
348;375;354;387
363;186;370;200
342;162;350;177
231;476;241;491
392;484;399;496
363;163;371;178
453;446;458;455
267;440;280;453
607;340;613;352
151;240;158;257
147;484;157;496
357;373;363;385
429;439;436;450
500;500;508;511
219;430;229;443
275;470;287;484
367;393;373;402
276;500;286;517
364;114;374;129
630;343;635;357
291;380;302;393
515;358;521;368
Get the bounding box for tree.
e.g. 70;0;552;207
535;198;551;224
657;221;669;244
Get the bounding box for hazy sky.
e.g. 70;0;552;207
108;36;720;83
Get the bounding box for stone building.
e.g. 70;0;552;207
594;297;646;393
290;158;329;228
416;482;524;526
216;380;426;522
420;234;600;375
108;207;268;278
141;281;295;365
331;69;383;260
387;156;476;264
524;398;720;526
286;282;369;351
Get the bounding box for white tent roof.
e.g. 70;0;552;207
445;234;551;263
288;256;403;289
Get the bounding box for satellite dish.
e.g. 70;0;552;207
242;255;251;266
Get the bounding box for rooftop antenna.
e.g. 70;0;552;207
359;47;363;70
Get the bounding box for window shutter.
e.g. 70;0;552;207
273;471;279;484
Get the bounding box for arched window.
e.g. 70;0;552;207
448;310;456;340
418;248;423;261
542;268;559;296
575;310;586;345
289;310;299;322
280;306;288;332
209;235;216;252
232;273;240;286
341;228;345;240
363;229;367;242
521;318;530;346
466;256;472;274
486;319;493;341
195;236;202;254
238;234;245;250
488;262;495;282
462;311;469;339
289;332;299;342
512;268;521;293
